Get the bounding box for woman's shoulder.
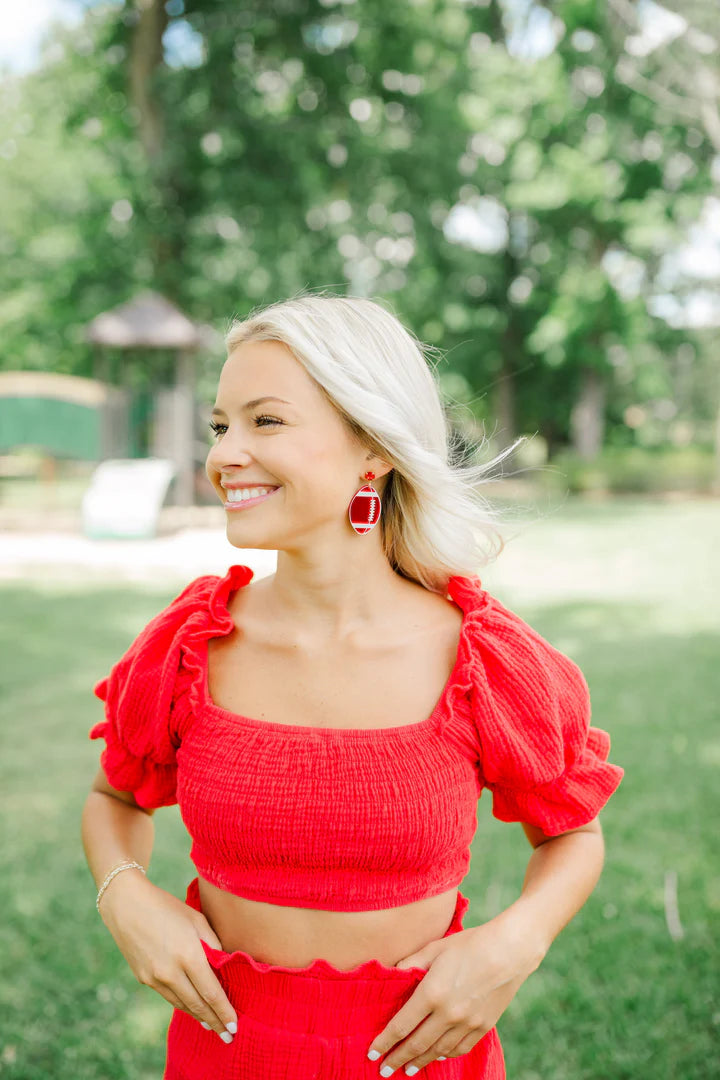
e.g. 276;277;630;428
91;570;236;709
459;584;593;756
88;570;237;809
454;580;625;834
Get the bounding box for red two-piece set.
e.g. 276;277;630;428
89;563;624;1080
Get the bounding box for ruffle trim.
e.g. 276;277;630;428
199;934;433;980
88;569;250;808
89;718;178;809
441;575;494;736
179;563;255;725
489;727;624;835
175;564;491;739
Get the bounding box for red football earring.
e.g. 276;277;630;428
348;471;382;535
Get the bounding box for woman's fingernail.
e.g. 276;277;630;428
219;1031;233;1044
438;1056;447;1061
368;1049;381;1061
405;1067;420;1076
380;1067;395;1077
200;1021;211;1030
226;1021;237;1035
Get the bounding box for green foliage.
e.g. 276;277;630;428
0;0;717;459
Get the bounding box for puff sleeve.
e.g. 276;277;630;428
88;574;217;810
470;593;624;835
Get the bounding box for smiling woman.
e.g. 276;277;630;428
82;290;624;1080
202;294;528;591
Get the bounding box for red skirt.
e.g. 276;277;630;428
164;877;505;1079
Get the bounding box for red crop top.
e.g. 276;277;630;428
88;563;624;911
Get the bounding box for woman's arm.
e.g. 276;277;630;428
80;767;239;1043
81;768;156;906
363;818;607;1072
489;817;606;964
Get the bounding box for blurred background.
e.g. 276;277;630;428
0;2;718;1078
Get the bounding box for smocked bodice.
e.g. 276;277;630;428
89;564;624;910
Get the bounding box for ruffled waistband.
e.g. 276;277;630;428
183;874;470;1029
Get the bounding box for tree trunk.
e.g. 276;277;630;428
128;0;176;278
714;398;720;495
128;0;168;165
570;365;606;460
494;359;516;451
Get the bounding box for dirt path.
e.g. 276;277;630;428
0;512;277;585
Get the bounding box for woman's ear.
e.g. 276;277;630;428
366;456;394;481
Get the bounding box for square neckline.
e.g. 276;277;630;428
198;585;469;739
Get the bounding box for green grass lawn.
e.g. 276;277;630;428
1;494;718;1079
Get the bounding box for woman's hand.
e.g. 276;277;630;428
366;911;545;1076
98;870;238;1044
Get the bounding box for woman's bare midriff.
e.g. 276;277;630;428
201;572;466;971
197;876;460;970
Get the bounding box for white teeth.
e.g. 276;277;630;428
226;487;276;503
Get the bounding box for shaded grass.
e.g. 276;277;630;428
1;495;718;1078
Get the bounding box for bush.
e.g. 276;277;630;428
545;446;716;495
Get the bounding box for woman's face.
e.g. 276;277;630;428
206;338;381;550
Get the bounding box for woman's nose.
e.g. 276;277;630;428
207;440;253;466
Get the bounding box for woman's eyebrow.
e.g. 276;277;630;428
211;396;292;416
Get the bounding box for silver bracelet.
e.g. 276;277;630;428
96;860;146;913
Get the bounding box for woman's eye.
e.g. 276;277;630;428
253;414;283;427
208;415;283;440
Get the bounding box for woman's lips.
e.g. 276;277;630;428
223;487;281;511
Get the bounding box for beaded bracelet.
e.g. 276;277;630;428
96;860;147;913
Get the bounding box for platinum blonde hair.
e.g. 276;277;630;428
224;290;530;595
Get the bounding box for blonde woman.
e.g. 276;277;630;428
82;293;624;1079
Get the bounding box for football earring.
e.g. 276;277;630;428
348;471;382;535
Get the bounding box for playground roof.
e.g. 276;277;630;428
85;290;219;350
